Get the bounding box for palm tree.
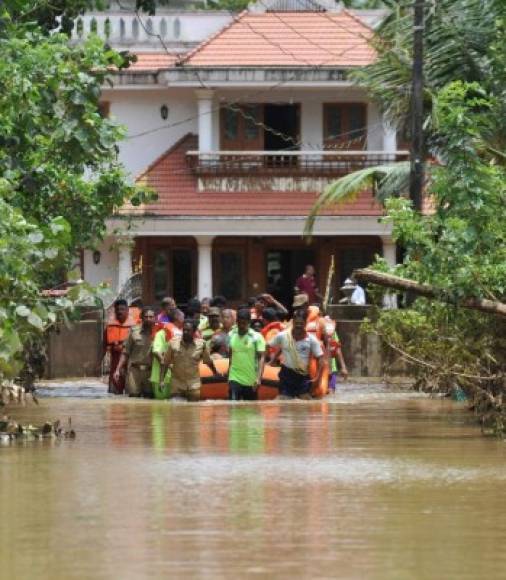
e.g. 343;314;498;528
305;0;505;235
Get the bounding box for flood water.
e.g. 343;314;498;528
2;382;506;580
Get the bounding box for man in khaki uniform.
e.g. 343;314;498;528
114;307;156;397
165;319;220;401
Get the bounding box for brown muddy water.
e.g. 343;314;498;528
2;381;506;580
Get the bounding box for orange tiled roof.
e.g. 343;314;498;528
127;52;178;71
180;10;375;68
129;134;383;217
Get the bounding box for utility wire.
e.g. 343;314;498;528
111;2;381;149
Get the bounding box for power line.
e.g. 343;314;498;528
111;3;382;150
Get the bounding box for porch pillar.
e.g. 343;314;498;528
381;236;398;309
117;237;134;292
196;236;214;299
196;89;215;152
382;115;397;155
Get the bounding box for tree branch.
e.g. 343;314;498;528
353;268;506;317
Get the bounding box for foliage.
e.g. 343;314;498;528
304;161;410;236
0;7;155;390
0;194;108;385
1;0;189;34
0;25;153;252
362;83;506;432
352;0;506;150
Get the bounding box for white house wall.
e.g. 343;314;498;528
209;87;383;155
83;237;119;294
104;88;197;178
105;85;387;178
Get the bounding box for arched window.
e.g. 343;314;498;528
145;18;153;35
90;17;97;34
120;18;126;40
104;18;111;39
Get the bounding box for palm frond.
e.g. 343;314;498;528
304;162;410;239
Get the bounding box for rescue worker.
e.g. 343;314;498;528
269;311;324;400
114;306;156;398
104;299;135;394
165;318;221;402
228;309;266;401
292;293;327;340
201;306;222;343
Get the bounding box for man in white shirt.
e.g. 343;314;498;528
269;311;324;399
350;283;366;305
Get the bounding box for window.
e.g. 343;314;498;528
220;105;263;151
324;103;367;149
222;109;239;142
153;249;169;301
152;247;195;306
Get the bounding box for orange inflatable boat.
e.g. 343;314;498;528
199;358;328;400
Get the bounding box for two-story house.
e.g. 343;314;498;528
81;0;405;307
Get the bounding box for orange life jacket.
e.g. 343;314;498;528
105;315;135;346
261;321;285;341
305;306;323;340
129;306;142;325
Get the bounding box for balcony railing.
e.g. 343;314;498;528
187;150;409;177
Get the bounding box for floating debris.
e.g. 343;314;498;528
0;414;76;444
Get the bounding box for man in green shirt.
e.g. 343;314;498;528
228;308;266;401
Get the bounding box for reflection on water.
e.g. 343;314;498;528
2;383;506;579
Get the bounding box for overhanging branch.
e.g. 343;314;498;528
353;268;506;317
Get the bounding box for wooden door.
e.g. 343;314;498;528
323;103;367;150
220;104;263;151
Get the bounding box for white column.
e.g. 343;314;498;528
196;236;214;299
382;115;397;155
382;236;398;309
196;89;214;153
117;240;133;292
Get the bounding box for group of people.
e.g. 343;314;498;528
103;266;349;402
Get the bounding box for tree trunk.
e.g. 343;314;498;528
353;268;506;317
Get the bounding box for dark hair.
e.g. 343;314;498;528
293;309;307;322
262;307;277;323
141;306;155;318
237;308;251;322
183;317;198;331
210;295;227;308
186;298;201;316
114;299;128;308
247;296;256;307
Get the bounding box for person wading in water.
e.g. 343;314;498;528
228;309;266;401
104;299;135;394
114;306;156;397
269;310;324;400
165;319;220;402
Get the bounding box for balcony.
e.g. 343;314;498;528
187;150;409;177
